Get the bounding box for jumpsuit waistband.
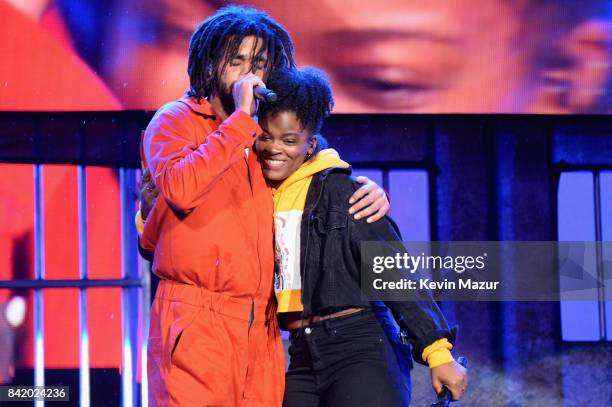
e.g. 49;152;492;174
155;280;274;322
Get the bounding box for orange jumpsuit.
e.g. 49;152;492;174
141;96;285;406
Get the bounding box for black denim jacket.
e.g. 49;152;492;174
298;167;455;365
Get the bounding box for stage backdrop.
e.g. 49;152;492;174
1;0;612;373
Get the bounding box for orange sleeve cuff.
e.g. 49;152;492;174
422;338;454;368
223;111;262;146
135;209;144;237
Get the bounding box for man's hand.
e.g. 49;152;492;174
233;73;265;116
139;168;159;220
431;360;468;401
348;176;390;223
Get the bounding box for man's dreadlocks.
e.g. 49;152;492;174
187;5;296;102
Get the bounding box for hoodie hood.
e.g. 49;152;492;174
273;148;349;194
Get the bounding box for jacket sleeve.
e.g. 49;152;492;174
329;175;456;365
144;106;260;212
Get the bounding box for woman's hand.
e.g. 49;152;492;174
430;360;468;401
348;176;390;223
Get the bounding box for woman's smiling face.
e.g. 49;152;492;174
256;111;316;186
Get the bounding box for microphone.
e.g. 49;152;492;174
254;86;277;103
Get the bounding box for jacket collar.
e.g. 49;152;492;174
178;94;221;123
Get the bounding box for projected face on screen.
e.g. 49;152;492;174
280;0;535;113
240;0;612;113
2;0;611;113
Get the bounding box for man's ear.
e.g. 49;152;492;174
535;20;612;113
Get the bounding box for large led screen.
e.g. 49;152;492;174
1;0;611;113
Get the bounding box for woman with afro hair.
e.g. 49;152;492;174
256;67;468;406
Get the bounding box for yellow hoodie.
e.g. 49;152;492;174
273;149;349;313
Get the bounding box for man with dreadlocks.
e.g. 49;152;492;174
140;6;389;406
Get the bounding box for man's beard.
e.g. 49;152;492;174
218;82;236;116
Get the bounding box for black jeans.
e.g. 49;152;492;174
283;309;411;407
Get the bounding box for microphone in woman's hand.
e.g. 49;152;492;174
254;86;277;103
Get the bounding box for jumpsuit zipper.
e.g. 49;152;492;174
244;153;259;398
